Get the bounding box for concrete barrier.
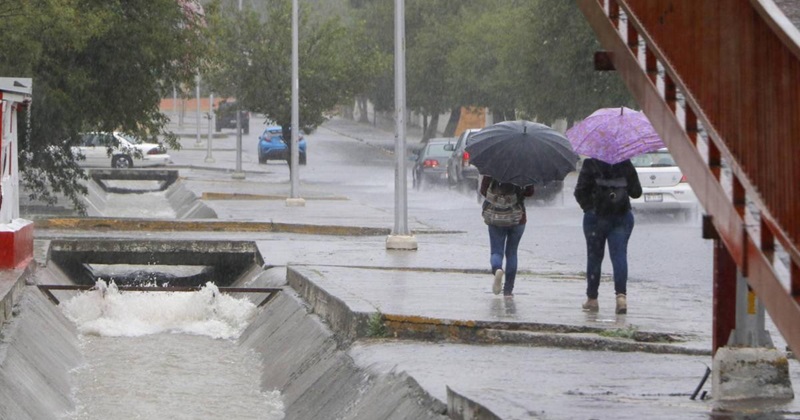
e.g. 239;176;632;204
83;173;216;219
0;287;83;420
238;283;447;419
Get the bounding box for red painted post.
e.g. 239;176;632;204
713;237;737;354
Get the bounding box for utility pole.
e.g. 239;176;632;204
195;73;202;146
232;0;245;180
286;0;305;207
386;0;417;251
205;93;215;163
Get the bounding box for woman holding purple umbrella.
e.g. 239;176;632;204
567;107;659;315
573;158;642;314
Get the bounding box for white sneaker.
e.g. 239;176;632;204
492;269;504;295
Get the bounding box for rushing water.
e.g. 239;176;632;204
59;282;284;420
104;191;177;219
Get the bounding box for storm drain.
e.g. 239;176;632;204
84;169;217;219
42;239;273;303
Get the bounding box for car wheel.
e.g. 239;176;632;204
447;168;458;187
112;155;133;169
258;154;266;164
457;180;472;194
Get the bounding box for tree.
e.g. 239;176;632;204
0;0;207;212
447;2;529;123
518;0;634;126
206;1;369;135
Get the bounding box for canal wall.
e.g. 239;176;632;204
0;285;83;419
84;175;216;219
0;264;446;419
238;268;447;420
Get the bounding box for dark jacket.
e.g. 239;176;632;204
480;176;535;224
574;158;642;214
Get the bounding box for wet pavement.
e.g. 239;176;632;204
34;116;800;419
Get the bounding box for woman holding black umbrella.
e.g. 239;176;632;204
480;176;535;296
466;121;578;297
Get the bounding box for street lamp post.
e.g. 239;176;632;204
386;0;417;251
286;0;305;207
232;0;245;180
195;73;202;146
205;92;215;163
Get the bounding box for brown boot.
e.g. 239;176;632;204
616;294;627;314
582;298;599;312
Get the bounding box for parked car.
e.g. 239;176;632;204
412;137;455;189
215;101;249;134
75;132;171;169
630;148;698;220
444;128;482;192
257;126;307;165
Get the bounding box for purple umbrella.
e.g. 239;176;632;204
565;107;665;164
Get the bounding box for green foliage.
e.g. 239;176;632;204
0;0;639;212
349;0;634;128
518;0;635;125
366;310;388;338
446;3;529;120
205;0;370;131
0;0;207;212
598;325;639;339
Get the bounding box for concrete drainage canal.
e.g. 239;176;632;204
0;239;446;420
83;169;216;219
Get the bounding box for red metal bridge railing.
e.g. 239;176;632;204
577;0;800;355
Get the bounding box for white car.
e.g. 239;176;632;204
630;148;698;220
76;132;171;168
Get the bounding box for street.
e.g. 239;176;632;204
201;116;715;303
167;116;728;344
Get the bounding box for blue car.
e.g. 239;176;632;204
257;126;307;165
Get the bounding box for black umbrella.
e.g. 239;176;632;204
465;120;578;186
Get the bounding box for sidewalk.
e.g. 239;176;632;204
36;116;800;419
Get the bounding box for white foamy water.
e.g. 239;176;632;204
103;191;177;218
60;282;284;420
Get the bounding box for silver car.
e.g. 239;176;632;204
444;128;481;192
412;138;455;189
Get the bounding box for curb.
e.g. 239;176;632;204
286;266;710;356
33;218;391;237
170;164;272;175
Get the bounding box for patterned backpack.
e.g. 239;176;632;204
482;180;524;226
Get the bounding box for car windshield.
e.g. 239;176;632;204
116;133;142;145
425;143;452;157
631;151;676;167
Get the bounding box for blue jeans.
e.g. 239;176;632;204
488;223;526;295
582;210;634;299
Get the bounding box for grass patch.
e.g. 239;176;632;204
366;310;388;338
598;325;639;339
